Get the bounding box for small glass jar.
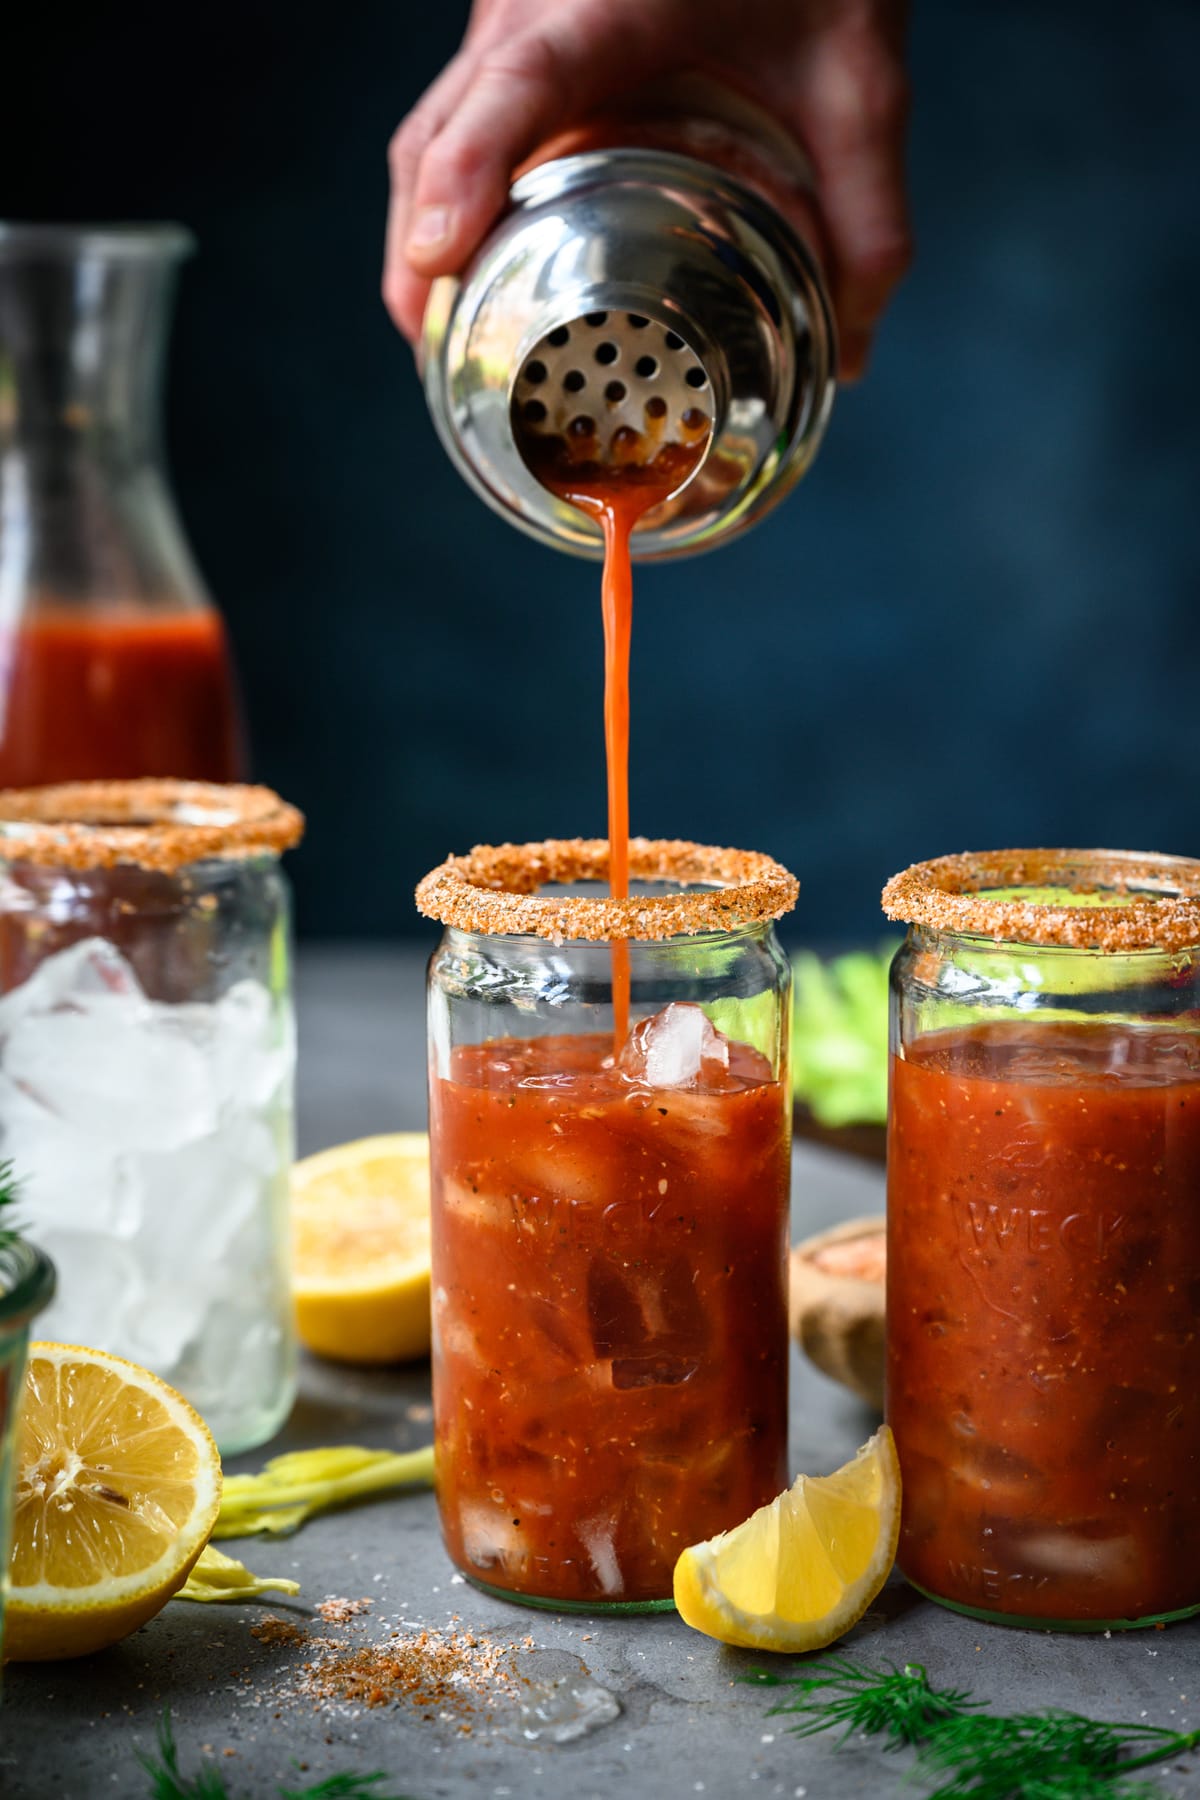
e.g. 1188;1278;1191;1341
883;849;1200;1630
418;838;797;1611
0;1235;54;1663
0;781;304;1453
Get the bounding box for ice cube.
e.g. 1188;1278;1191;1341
618;1002;731;1092
0;1072;143;1237
0;937;141;1031
1;949;220;1152
587;1255;707;1387
37;1229;146;1351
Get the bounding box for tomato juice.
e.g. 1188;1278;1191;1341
888;1020;1200;1626
430;1021;790;1605
0;608;243;787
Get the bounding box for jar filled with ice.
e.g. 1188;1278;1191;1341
419;838;797;1611
0;781;304;1452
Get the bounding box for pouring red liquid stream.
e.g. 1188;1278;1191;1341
533;443;706;1045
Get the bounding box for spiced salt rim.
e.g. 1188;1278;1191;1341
416;838;798;942
0;780;304;874
882;848;1200;952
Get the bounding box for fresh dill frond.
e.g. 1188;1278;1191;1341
915;1709;1175;1799
140;1711;415;1800
757;1656;981;1748
754;1657;1200;1798
0;1160;24;1252
138;1712;230;1798
279;1773;414;1799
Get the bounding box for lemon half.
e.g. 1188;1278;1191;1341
673;1425;901;1652
291;1132;432;1364
6;1343;222;1661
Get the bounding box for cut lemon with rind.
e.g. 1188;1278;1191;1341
673;1425;901;1652
291;1132;432;1365
6;1343;222;1662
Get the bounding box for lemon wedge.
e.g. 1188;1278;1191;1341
291;1132;432;1364
673;1425;901;1652
5;1343;222;1662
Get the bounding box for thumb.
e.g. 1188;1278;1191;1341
404;7;677;276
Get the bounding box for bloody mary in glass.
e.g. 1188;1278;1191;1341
419;839;798;1608
883;849;1200;1629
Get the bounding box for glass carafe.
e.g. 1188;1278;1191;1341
0;223;244;786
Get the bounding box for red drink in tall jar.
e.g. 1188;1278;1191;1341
430;1009;791;1607
889;1021;1200;1626
883;847;1200;1631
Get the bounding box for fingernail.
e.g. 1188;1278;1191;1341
407;206;454;254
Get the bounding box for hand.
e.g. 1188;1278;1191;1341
384;0;911;380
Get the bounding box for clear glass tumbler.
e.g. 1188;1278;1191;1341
419;837;797;1610
0;781;304;1453
883;848;1200;1630
0;1235;55;1664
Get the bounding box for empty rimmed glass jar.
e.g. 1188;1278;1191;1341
419;838;796;1610
0;1235;54;1666
0;780;304;1453
883;849;1200;1631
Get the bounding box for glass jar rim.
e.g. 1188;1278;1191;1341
0;780;304;874
882;847;1200;951
0;1237;56;1333
416;837;798;942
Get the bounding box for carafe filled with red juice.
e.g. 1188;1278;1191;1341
883;849;1200;1631
0;225;243;786
418;839;798;1609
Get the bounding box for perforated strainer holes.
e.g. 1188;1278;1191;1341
605;381;627;404
547;325;571;348
524;360;547;385
681;407;708;435
568;415;596;440
626;314;650;329
584;311;608;327
522;399;547;423
594;341;619;366
645;395;668;420
563;369;587;393
664;331;685;351
685;367;707;389
634;355;658;379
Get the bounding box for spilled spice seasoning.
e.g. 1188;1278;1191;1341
316;1596;374;1624
250;1616;309;1649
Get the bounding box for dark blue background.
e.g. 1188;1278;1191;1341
9;0;1198;943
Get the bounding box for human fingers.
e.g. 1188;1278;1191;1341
383;52;478;341
792;15;912;378
401;1;678;282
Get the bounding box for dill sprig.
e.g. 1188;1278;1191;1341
0;1160;24;1253
752;1658;1200;1799
139;1713;413;1800
751;1655;981;1747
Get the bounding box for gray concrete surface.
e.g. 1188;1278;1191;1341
2;946;1196;1800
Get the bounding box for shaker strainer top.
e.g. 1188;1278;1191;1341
421;148;836;560
511;310;712;497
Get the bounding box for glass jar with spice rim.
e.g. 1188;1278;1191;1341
882;848;1200;1631
417;837;797;1611
0;780;304;1453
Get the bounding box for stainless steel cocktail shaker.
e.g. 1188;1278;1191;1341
420;147;837;560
